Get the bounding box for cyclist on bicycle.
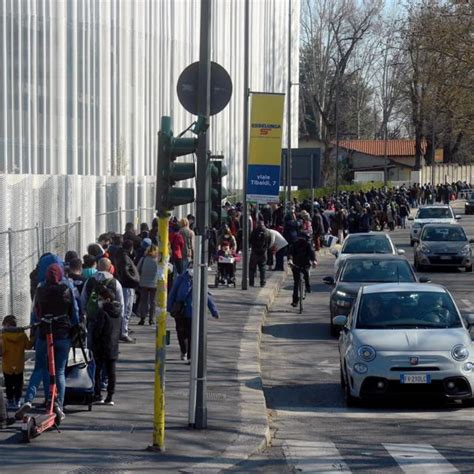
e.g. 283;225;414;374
287;232;317;307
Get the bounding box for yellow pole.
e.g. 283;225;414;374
150;213;169;451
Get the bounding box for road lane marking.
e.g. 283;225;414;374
274;407;474;422
383;443;459;473
283;440;351;473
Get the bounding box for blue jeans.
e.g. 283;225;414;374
25;338;71;407
121;288;135;337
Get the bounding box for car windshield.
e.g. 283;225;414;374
421;227;467;242
356;291;462;329
341;260;415;283
417;208;452;219
342;236;392;254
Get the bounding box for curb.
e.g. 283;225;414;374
184;269;289;473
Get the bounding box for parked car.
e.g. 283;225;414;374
409;205;460;246
414;224;473;272
324;255;428;336
334;283;474;407
465;192;474;215
332;233;404;272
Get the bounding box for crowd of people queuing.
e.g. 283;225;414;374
0;180;469;427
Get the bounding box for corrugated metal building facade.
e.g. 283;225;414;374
0;0;300;192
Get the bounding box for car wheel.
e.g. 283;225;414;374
466;265;473;273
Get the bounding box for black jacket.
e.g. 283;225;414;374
288;238;316;268
249;227;271;255
114;248;140;289
91;301;122;360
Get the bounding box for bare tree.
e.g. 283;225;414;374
300;0;382;183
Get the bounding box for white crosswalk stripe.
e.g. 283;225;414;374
383;443;459;473
282;440;351;473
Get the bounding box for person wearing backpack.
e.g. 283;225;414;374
249;220;271;287
80;258;124;345
114;241;140;342
91;286;122;405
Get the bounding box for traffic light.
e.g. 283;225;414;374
156;116;197;216
209;157;228;228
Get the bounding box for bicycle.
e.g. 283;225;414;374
289;263;310;314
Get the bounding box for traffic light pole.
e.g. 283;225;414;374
194;0;211;429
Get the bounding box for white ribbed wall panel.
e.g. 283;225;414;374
0;0;299;191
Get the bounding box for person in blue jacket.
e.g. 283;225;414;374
167;267;219;362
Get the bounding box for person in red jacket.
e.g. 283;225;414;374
169;221;185;275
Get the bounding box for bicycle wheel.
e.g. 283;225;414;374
299;276;304;313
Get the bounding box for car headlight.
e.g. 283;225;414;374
336;290;349;298
354;363;368;374
419;244;431;254
452;344;469;361
460;245;471;256
358;345;376;362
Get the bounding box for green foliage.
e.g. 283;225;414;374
281;181;390;202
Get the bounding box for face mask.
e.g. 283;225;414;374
188;269;194;277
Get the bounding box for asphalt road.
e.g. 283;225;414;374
237;201;474;473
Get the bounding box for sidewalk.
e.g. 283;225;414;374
0;269;288;472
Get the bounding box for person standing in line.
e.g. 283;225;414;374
0;315;34;410
179;218;195;271
169;221;185;275
114;241;140;343
136;245;159;326
249;220;272;287
167;267;219;362
91;286;122;406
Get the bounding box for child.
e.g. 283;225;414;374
90;287;122;406
217;241;236;286
0;315;34;410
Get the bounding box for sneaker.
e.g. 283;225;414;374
148;319;155;326
119;335;136;344
180;353;187;361
15;402;32;420
54;405;66;422
93;395;104;405
291;302;298;307
0;418;16;429
138;318;145;326
104;395;114;406
306;286;311;293
260;281;266;287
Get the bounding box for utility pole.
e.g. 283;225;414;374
431;113;436;186
194;0;211;429
286;0;292;207
334;62;340;195
242;0;250;291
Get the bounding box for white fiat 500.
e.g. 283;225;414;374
334;283;474;406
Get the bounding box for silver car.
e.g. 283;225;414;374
414;224;473;272
334;283;474;406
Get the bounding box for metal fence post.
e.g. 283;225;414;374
35;223;41;260
65;218;70;252
41;222;46;255
77;216;82;255
7;228;14;314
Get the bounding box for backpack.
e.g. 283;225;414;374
85;278;116;322
251;229;269;253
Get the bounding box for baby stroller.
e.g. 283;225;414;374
215;255;237;288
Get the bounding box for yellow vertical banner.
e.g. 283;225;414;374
247;93;285;203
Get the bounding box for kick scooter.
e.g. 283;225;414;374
21;314;66;442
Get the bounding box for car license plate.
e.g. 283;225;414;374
400;374;431;384
439;256;451;261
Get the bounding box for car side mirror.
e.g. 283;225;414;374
323;276;335;285
408;216;414;221
333;315;348;327
419;276;431;283
397;248;406;255
469;239;474;244
465;314;474;328
455;215;462;220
